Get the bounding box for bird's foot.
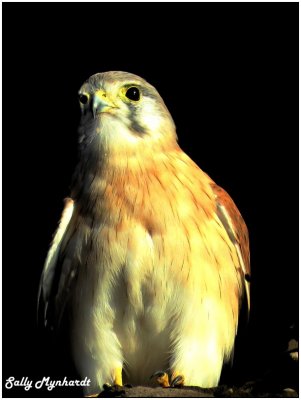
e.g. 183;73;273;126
150;370;185;388
98;383;126;397
87;367;130;398
170;372;185;387
98;366;131;397
150;371;170;388
85;384;125;398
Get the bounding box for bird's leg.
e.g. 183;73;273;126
113;366;123;386
86;366;124;397
99;366;126;396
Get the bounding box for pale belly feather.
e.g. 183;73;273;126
69;211;239;392
70;221;178;388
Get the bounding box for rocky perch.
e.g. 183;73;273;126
98;383;298;398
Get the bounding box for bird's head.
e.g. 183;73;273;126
77;71;177;159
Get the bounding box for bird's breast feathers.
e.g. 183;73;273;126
63;151;244;372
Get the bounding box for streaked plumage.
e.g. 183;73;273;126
38;71;250;395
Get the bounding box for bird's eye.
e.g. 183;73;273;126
125;87;140;101
79;94;89;105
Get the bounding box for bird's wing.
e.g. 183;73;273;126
37;197;74;329
211;183;251;315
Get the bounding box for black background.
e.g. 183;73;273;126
3;2;298;397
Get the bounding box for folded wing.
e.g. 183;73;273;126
37;197;74;330
211;183;251;315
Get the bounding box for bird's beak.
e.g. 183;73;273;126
92;90;115;118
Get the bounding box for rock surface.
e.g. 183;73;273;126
98;381;298;398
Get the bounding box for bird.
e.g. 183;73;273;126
38;71;250;396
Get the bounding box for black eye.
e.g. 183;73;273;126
125;87;140;101
79;93;89;105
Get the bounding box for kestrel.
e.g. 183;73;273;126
38;71;250;395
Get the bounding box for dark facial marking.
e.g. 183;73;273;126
127;102;146;135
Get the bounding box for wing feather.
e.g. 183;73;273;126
211;183;251;314
37;197;74;328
